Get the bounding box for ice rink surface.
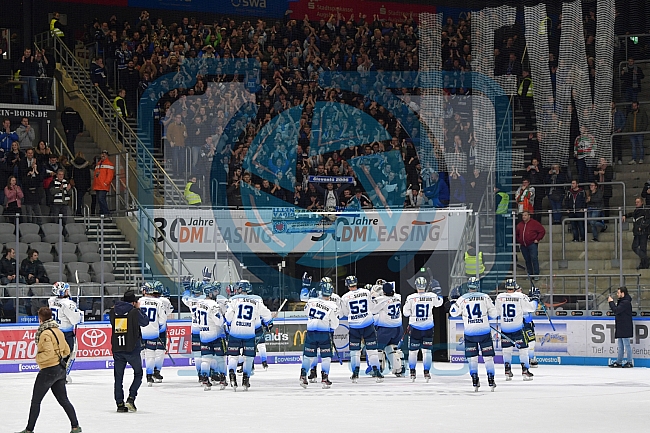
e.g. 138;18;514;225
4;363;649;433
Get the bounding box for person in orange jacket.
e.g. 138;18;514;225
93;150;114;216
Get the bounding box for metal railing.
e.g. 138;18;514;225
561;212;622;261
616;34;650;63
33;32;187;207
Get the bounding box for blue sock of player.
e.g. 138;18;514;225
484;356;495;376
528;341;536;361
243;356;254;375
519;348;530;369
301;356;314;373
238;354;244;365
350;350;360;371
201;356;211;377
502;347;513;365
367;349;380;369
408;350;418;370
227;355;238;372
422;349;432;371
154;349;164;371
468;356;479;375
258;343;267;363
310;356;318;369
216;356;227;375
145;348;156;375
321;357;331;375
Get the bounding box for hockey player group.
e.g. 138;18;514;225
46;269;540;394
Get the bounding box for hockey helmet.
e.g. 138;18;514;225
202;282;215;297
467;277;480;291
52;281;70;297
211;281;222;296
190;280;204;296
375;278;386;286
415;276;427;291
320;282;334;298
345;275;358;288
141;281;154;295
504;278;517;291
238;280;253;294
320;276;332;284
151;281;164;295
382;282;395;296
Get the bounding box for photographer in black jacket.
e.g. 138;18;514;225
110;289;149;413
608;287;634;368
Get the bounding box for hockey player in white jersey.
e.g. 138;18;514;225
299;282;339;389
402;277;443;382
449;277;498;391
373;282;405;377
521;287;538;367
495;278;539;381
139;282;167;386
196;282;227;390
48;282;83;383
151;281;173;383
182;280;205;382
225;281;273;390
340;275;383;382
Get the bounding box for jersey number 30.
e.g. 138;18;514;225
141;307;157;322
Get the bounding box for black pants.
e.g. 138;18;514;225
113;348;143;404
632;234;648;268
26;365;79;431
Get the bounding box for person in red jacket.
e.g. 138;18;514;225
516;211;546;280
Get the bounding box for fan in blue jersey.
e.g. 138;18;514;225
341;275;383;382
495;278;539;381
225;280;273;391
182;280;205;382
48;282;83;383
139;282;167;386
197;282;228;390
403;277;444;382
374;282;405;377
299;282;339;389
522;287;538;368
449;277;499;391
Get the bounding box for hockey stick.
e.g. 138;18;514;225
66;272;81;376
271;298;288;319
489;325;521;349
330;332;343;365
158;336;176;365
396;325;410;349
527;274;556;331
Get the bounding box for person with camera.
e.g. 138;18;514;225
110;289;149;413
545;164;568;225
17;307;81;433
608;287;634;368
623;197;650;269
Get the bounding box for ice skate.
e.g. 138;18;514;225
219;373;228;390
321;372;332;389
262;361;269;370
300;368;308;388
308;367;318;383
410;368;416;382
530;359;538;368
153;369;163;383
146;374;154;387
229;370;238;391
424;370;431;383
488;374;496;391
505;362;513;381
373;366;384;383
472;373;480;392
522;363;534;381
201;374;212;391
242;373;251;391
350;367;359;383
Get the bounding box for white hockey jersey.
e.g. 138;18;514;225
340;288;376;329
373;294;402;328
159;296;174;333
495;292;538;333
304;298;339;332
449;292;498;336
182;293;205;335
225;295;273;339
403;292;443;331
329;293;343;315
196;298;226;343
139;296;166;340
216;295;229;315
47;297;83;333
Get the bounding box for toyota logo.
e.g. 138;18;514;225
81;329;107;348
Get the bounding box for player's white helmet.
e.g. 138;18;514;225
375;278;386;286
52;281;70;297
467;277;480;291
320;276;332;284
415;276;427;291
141;281;154;295
345;275;358;288
504;278;517;291
371;284;384;297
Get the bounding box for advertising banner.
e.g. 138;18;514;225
152;208;467;254
448;316;650;367
289;0;436;22
127;0;291;19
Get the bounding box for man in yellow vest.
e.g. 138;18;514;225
50;12;65;39
113;89;128;143
464;242;485;276
184;175;202;206
518;69;533;129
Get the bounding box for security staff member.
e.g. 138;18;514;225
518;69;534;129
464;242;485;276
113;89;128;142
184;175;202;206
110;290;149;413
50;12;65;38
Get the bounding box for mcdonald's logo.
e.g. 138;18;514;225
293;330;307;346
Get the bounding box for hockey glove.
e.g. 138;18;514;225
302;272;312;288
530;288;541;302
449;287;460;301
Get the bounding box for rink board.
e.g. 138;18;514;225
0;318;351;374
448;316;650;367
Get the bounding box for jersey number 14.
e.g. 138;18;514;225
466;304;482;320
